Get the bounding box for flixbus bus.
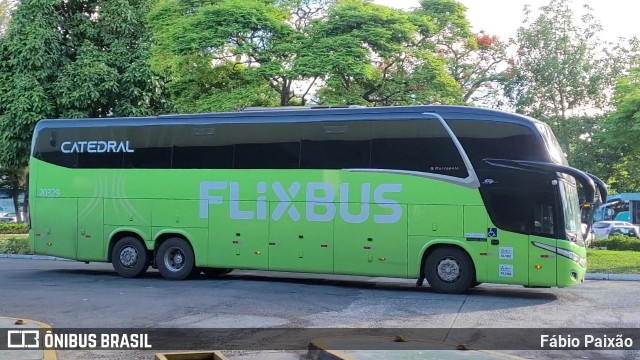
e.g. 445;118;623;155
27;105;607;294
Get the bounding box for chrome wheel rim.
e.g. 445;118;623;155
436;257;461;283
164;247;185;272
119;246;138;268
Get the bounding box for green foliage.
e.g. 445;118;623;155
0;0;172;169
0;236;30;254
148;0;315;108
149;0;467;109
597;66;640;192
312;0;463;105
503;0;614;161
0;222;28;234
592;234;640;252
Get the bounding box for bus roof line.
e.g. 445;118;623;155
34;106;539;130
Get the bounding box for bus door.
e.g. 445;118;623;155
483;189;529;285
527;190;559;287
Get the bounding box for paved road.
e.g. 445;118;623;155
1;258;639;360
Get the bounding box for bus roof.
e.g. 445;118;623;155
34;105;544;131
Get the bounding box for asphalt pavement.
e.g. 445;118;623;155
1;258;639;360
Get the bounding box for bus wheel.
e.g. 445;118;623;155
111;237;149;278
156;237;195;280
424;247;475;294
201;268;233;277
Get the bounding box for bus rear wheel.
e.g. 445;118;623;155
424;246;475;294
111;237;149;278
156;237;196;280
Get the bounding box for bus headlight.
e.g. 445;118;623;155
532;241;586;268
556;247;586;268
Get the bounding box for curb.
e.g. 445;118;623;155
307;336;525;360
0;254;72;261
585;273;640;281
1;316;56;360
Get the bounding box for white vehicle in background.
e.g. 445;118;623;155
0;212;17;223
592;221;640;239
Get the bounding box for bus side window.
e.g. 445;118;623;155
234;142;301;169
300;139;371;169
533;203;555;236
487;190;529;234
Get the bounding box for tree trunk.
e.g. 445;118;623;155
11;183;22;223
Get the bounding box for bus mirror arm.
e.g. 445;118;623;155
482;158;597;204
483;158;603;244
585;172;607;204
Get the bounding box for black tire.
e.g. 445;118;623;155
111;236;149;278
156;237;196;280
201;268;233;277
424;246;475;294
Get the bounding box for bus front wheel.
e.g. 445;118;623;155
111;237;150;278
424;247;475;294
156;237;196;280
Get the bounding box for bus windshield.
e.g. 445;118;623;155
535;122;568;166
559;180;582;244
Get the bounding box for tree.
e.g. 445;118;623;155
596;66;640;192
312;0;462;106
149;0;328;109
412;0;509;105
0;0;171;170
148;0;281;112
503;0;613;161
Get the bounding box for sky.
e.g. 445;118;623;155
372;0;640;43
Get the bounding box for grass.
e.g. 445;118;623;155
0;234;30;254
587;249;640;274
0;234;28;241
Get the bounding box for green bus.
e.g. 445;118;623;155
27;105;606;294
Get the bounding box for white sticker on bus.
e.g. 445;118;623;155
499;247;513;260
499;264;513;277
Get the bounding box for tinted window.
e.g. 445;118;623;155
37;150;79;168
234;142;300;169
532;192;556;236
300;122;372;169
486;189;558;237
300;140;370;169
123;147;172;169
172;145;234;169
448;120;545;169
370;119;468;178
77;152;122;169
487;190;529;234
